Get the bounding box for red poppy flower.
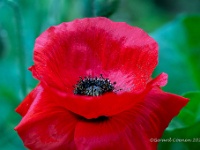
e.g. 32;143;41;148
15;17;188;150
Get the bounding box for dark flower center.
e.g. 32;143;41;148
74;75;115;96
81;115;109;122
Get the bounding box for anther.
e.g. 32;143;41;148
74;75;115;96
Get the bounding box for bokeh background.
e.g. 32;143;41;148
0;0;200;149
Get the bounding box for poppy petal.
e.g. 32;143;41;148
74;88;188;150
15;90;78;150
26;83;148;120
16;73;167;120
16;84;43;117
31;17;158;93
43;73;167;119
149;72;168;87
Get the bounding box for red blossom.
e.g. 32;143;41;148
15;17;188;150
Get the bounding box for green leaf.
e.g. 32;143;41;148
167;92;200;130
182;16;200;89
177;92;200;127
158;122;200;150
158;92;200;150
152;15;200;94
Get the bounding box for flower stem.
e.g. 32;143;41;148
6;0;27;97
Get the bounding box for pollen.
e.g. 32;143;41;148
74;75;115;96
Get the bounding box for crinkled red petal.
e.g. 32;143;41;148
15;88;78;150
15;74;187;149
16;84;42;117
31;17;158;93
74;87;188;150
41;73;167;119
16;73;167;120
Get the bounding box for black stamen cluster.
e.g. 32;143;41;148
74;75;115;96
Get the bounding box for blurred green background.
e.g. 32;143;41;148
0;0;200;149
